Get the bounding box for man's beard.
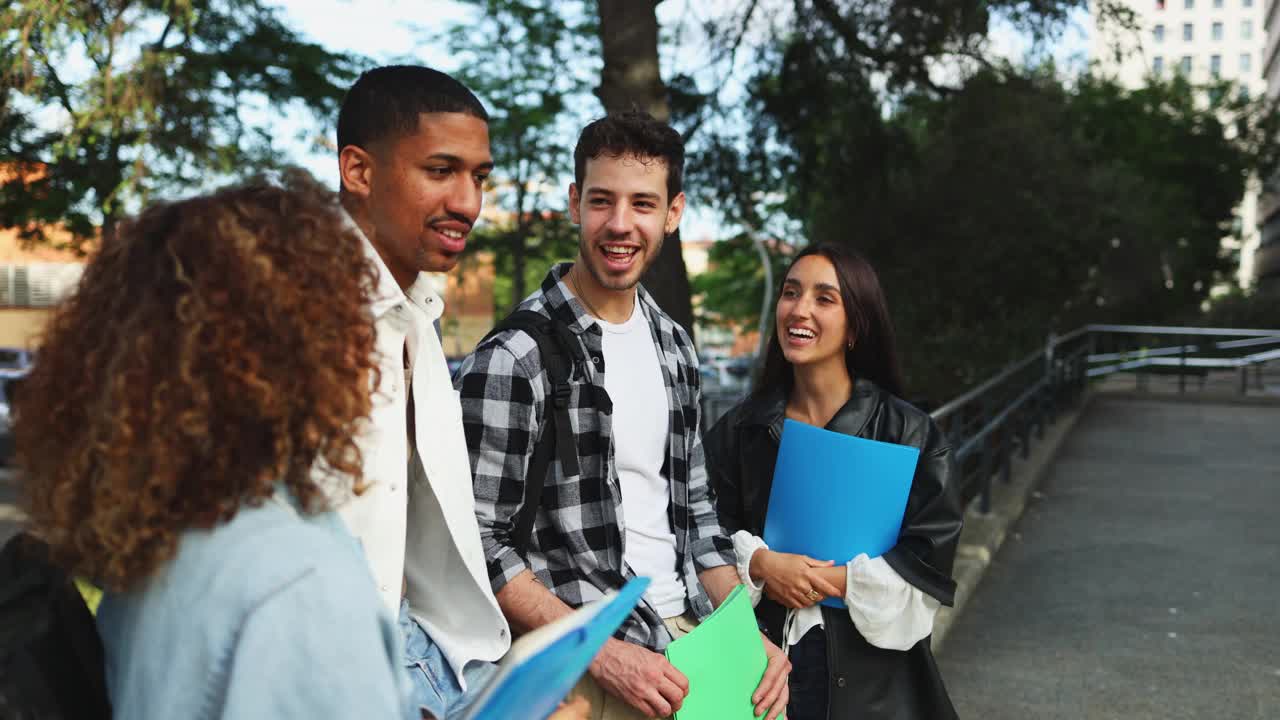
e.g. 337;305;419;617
577;233;664;292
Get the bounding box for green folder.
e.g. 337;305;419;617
665;584;779;720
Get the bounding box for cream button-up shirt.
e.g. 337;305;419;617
337;221;510;684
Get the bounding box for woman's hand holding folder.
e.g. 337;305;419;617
748;549;844;609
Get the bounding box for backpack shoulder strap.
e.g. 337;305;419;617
481;310;583;553
0;533;111;719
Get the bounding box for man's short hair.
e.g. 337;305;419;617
573;109;684;201
337;65;488;153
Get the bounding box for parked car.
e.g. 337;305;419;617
0;348;34;372
722;355;756;385
446;356;466;379
0;370;26;466
697;355;755;391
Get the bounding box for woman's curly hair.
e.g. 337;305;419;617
15;170;381;590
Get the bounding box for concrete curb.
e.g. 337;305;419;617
931;392;1095;654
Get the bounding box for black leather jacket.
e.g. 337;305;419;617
704;378;963;719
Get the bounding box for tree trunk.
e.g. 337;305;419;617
645;229;696;339
512;175;530;310
594;0;697;340
594;0;669;121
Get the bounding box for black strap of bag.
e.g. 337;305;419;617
0;533;112;719
478;311;585;553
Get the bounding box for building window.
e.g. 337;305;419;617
1243;0;1253;7
1154;24;1166;42
1241;52;1252;72
1179;55;1192;74
0;264;83;308
1184;0;1193;8
1210;54;1222;76
1213;0;1223;7
1156;0;1166;8
1212;21;1223;40
1241;20;1253;40
1183;23;1194;41
1154;56;1165;75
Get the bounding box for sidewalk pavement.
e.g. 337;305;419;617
1;468;23;545
937;396;1280;719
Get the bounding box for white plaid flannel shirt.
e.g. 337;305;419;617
455;264;735;650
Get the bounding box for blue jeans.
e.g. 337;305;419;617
397;599;497;720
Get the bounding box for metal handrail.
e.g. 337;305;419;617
1082;324;1278;393
1082;323;1280;337
931;323;1278;513
702;323;1277;516
931;348;1045;422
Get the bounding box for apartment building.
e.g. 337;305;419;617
1258;0;1280;290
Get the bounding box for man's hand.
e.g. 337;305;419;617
753;634;791;719
752;549;842;609
589;637;689;717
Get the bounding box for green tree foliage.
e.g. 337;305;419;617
1067;74;1280;319
482;212;580;311
684;2;1278;401
707;67;1276;401
1197;287;1280;329
1;1;360;251
442;0;595;311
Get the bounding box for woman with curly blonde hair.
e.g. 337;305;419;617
14;171;409;719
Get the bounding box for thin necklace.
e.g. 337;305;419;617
569;268;617;321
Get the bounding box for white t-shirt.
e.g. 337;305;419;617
598;300;688;618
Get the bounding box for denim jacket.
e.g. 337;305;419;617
96;496;408;720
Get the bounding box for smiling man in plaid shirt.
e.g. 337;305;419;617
454;110;790;720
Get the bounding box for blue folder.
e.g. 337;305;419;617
462;577;650;720
763;419;919;608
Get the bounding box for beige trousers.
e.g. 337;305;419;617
571;613;700;720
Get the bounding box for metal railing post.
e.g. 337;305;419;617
1045;334;1058;427
1019;401;1032;460
981;390;995;512
1035;366;1047;441
979;440;993;514
1000;427;1012;485
1179;343;1187;394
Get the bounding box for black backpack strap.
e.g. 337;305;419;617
0;533;111;719
480;311;584;553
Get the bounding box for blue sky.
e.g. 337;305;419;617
268;0;474;182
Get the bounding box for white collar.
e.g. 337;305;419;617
343;210;444;322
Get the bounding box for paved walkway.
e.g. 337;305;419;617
939;396;1280;719
1;468;22;545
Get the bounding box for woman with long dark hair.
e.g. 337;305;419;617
704;243;963;719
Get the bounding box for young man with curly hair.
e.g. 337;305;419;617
455;111;791;720
15;172;409;718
